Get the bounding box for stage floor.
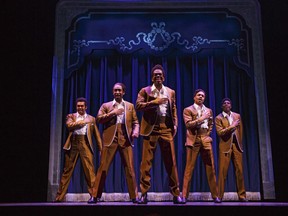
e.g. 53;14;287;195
1;201;288;216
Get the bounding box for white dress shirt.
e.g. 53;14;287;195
193;103;209;129
113;99;125;124
73;113;87;135
151;84;168;116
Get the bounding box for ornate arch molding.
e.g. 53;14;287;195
66;14;249;77
48;0;274;201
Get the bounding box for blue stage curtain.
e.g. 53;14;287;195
61;48;260;195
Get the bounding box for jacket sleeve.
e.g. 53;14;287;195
66;114;85;131
215;115;236;137
170;90;178;127
93;121;103;152
183;107;198;129
136;87;158;111
131;105;140;137
207;109;213;136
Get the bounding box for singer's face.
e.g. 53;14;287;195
113;84;125;101
152;69;165;86
194;91;205;105
222;100;232;113
76;102;87;115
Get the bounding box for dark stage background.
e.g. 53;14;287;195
1;0;287;202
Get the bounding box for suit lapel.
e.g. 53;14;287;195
146;86;152;97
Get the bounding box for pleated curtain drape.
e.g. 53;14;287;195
61;49;260;194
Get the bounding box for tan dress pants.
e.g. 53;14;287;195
55;135;95;201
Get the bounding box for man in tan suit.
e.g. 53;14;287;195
181;89;221;203
88;83;139;204
55;97;102;202
215;98;248;202
136;64;184;204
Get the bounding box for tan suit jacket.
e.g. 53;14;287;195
136;86;177;136
96;101;139;146
215;112;243;153
183;104;213;147
63;113;102;153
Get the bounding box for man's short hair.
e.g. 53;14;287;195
76;97;87;106
221;97;232;105
113;82;126;93
193;88;206;97
151;64;165;77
